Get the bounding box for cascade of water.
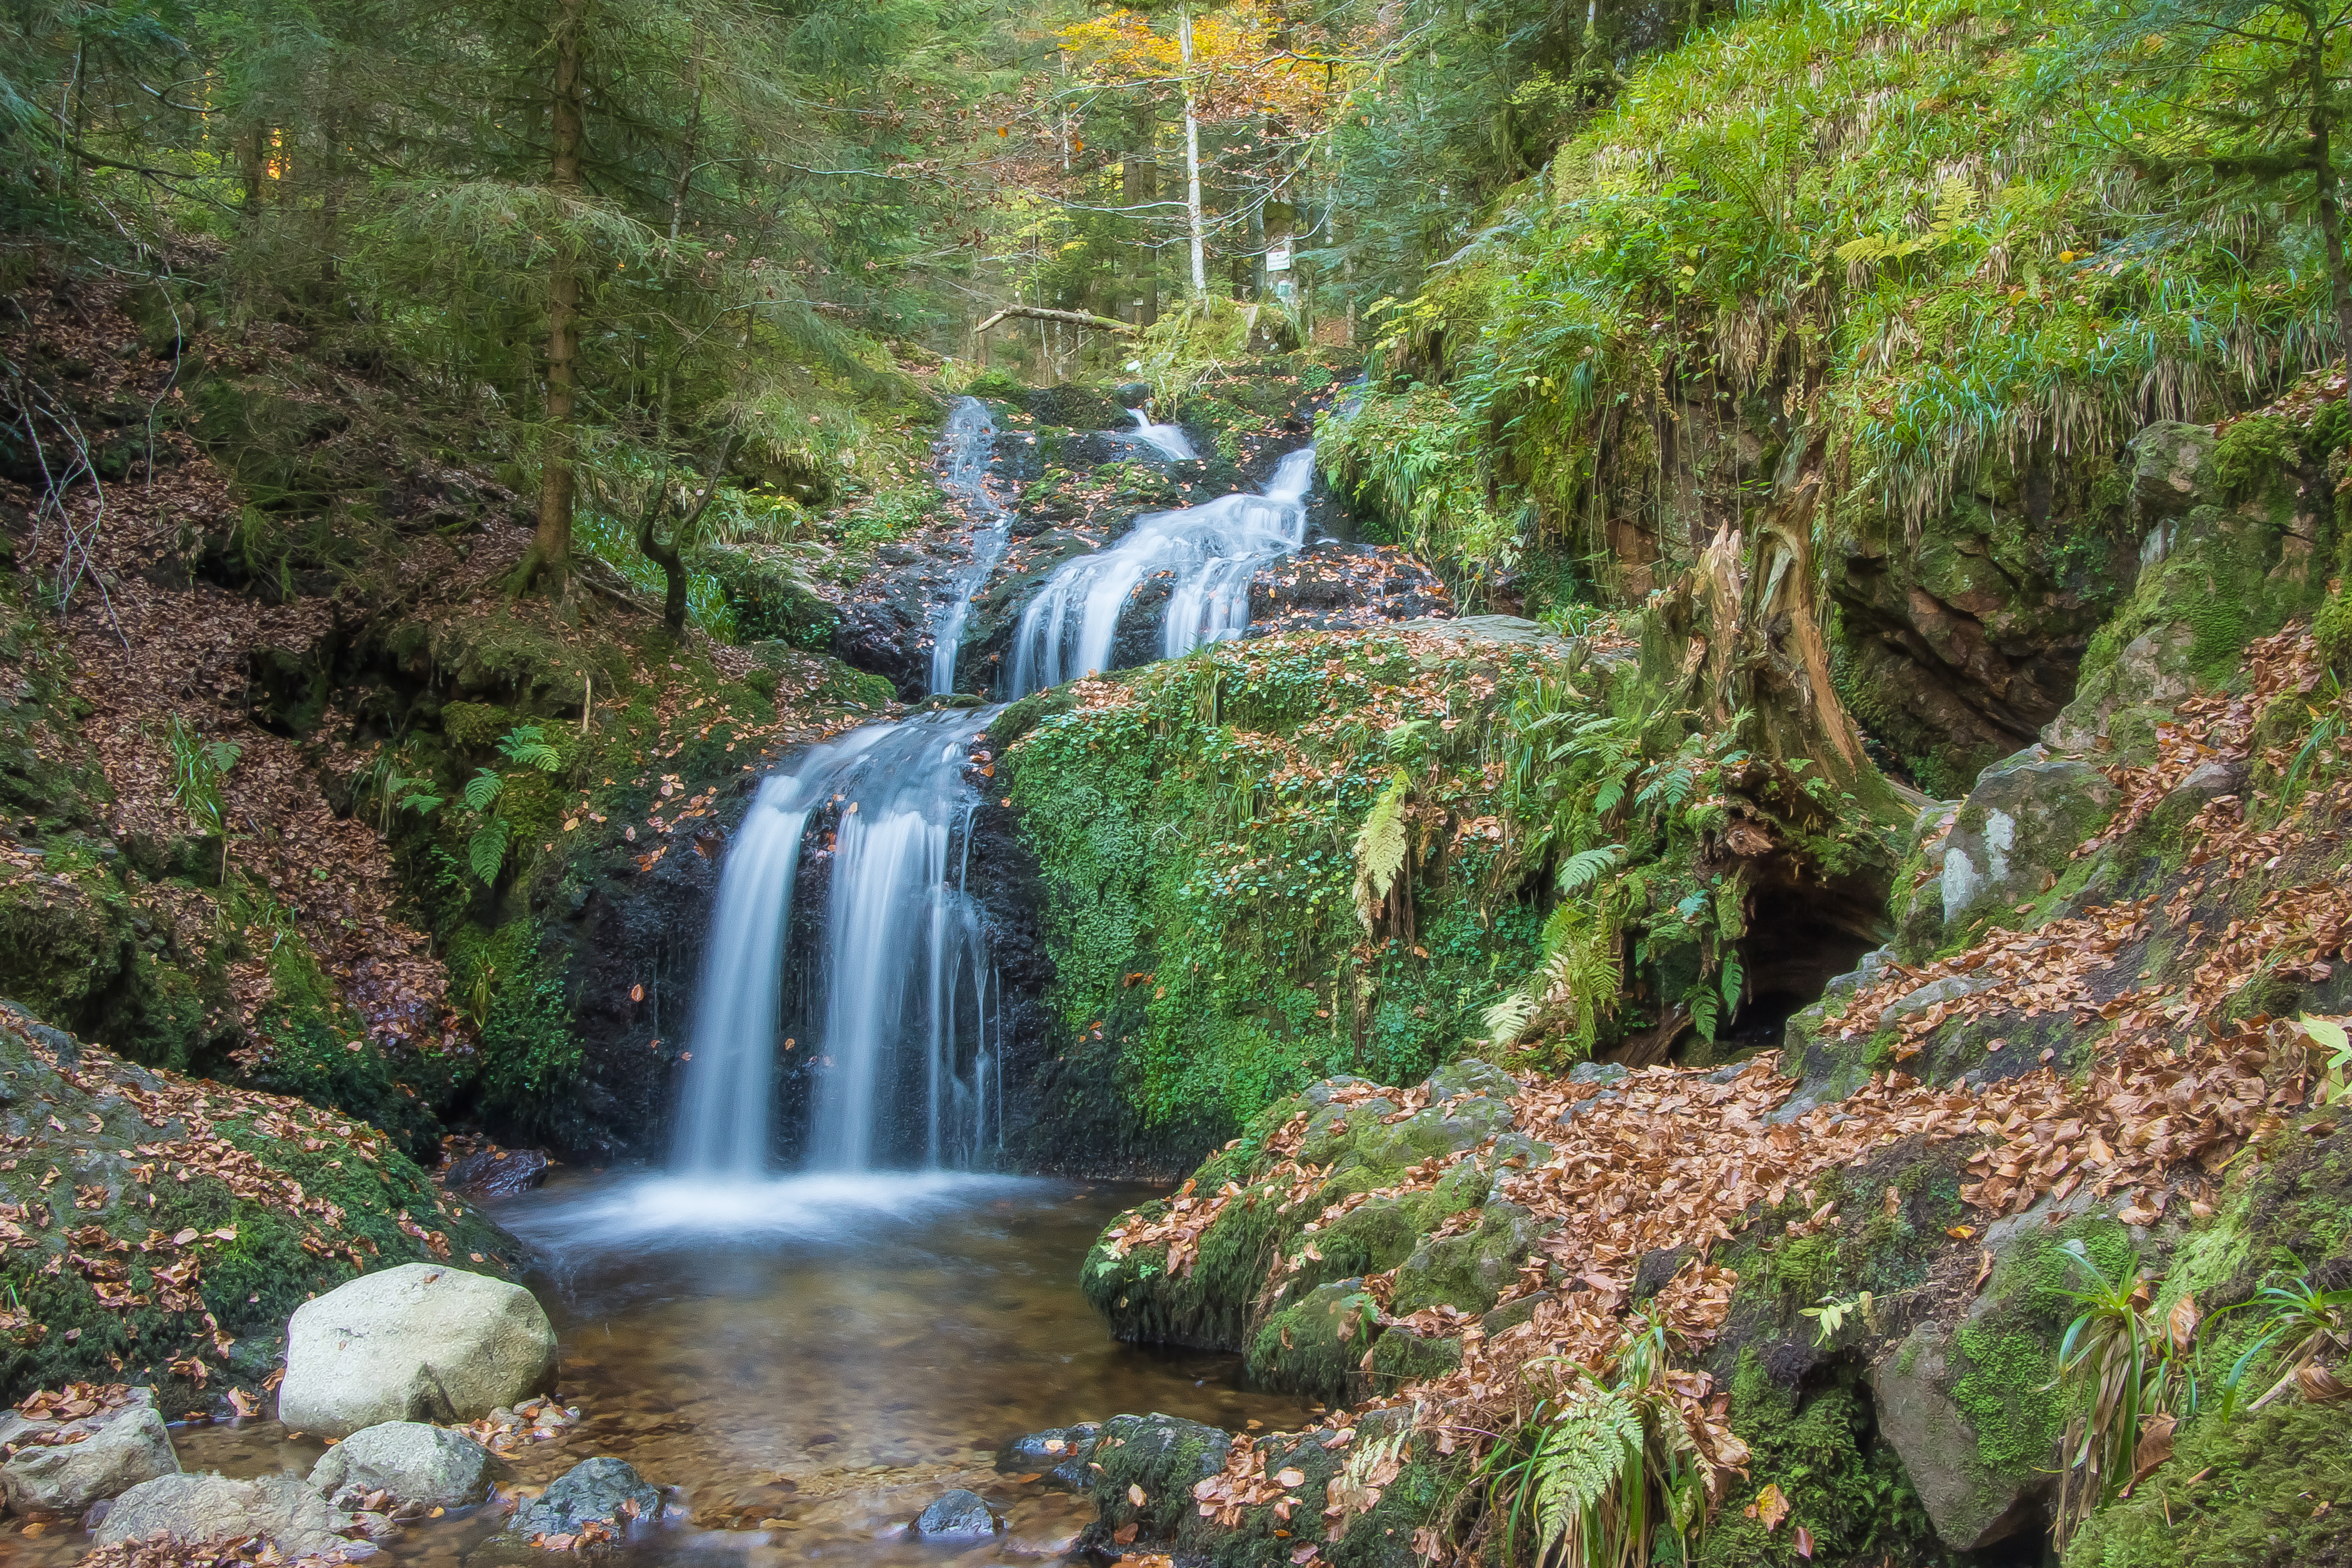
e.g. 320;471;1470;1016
1006;445;1316;699
671;709;997;1175
1124;406;1198;461
926;397;1014;696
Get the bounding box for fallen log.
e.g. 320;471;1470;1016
972;305;1138;338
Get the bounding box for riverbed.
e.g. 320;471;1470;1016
0;1172;1313;1568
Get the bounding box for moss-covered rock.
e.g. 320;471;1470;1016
0;1000;517;1413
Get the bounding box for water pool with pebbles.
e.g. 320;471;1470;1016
0;1173;1311;1568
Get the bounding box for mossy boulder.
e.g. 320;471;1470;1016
1388;1201;1543;1317
0;1001;518;1412
1936;746;2116;935
1248;1278;1381;1398
1082;1412;1234;1542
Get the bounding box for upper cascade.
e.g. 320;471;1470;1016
926;396;1015;696
1006;445;1316;699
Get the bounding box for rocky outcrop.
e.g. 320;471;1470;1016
1934;746;2116;933
0;1386;177;1515
277;1263;557;1436
308;1419;505;1509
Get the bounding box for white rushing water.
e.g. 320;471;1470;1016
670;709;1000;1175
926;397;1014;696
1005;445;1315;699
1124;405;1198;461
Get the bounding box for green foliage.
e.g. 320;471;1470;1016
1001;633;1551;1137
165;716;239;847
2054;1241;2198;1543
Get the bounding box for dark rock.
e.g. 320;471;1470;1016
1245;540;1452;639
442;1147;549;1196
508;1457;660;1539
998;1424;1101;1490
1631;1246;1692;1301
911;1488;999;1538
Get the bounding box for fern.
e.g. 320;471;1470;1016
1688;982;1720;1045
497;723;563;772
1532;1390;1642;1568
1352;769;1412;933
464;769;505;810
468;816;512;885
1555;844;1624;896
1719;951;1745;1014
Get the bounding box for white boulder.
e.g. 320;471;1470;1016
278;1263;557;1437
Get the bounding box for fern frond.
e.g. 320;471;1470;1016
463;769;505;810
1352;769;1412;933
1532;1390;1641;1568
467;816;512;884
1555;844;1625;896
1483;987;1540;1048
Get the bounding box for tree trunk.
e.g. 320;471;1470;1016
1179;8;1208;298
1125;139;1158;326
637;431;736;638
1658;426;1886;804
521;0;586;598
2307;26;2352;398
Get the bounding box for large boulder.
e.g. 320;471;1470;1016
507;1456;660;1540
96;1471;363;1559
308;1419;504;1509
0;1387;178;1515
1936;746;2115;932
1082;1413;1233;1543
278;1263;558;1437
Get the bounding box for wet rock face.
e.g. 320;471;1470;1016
442;1145;549;1196
1829;444;2145;795
998;1424;1102;1490
911;1487;1000;1537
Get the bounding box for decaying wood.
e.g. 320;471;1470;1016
972;305;1138;338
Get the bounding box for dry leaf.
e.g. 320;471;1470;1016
1129;1483;1147;1507
1754;1483;1790;1532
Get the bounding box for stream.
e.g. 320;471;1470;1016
0;398;1332;1568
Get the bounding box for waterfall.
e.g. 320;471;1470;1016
1125;406;1198;461
671;710;998;1175
1006;445;1316;699
927;397;1014;695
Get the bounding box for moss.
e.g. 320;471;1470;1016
1247;1281;1381;1399
1000;632;1558;1148
1950;1325;2065;1478
2063;1399;2352;1568
439;700;519;751
0;1006;515;1412
1700;1351;1943;1568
